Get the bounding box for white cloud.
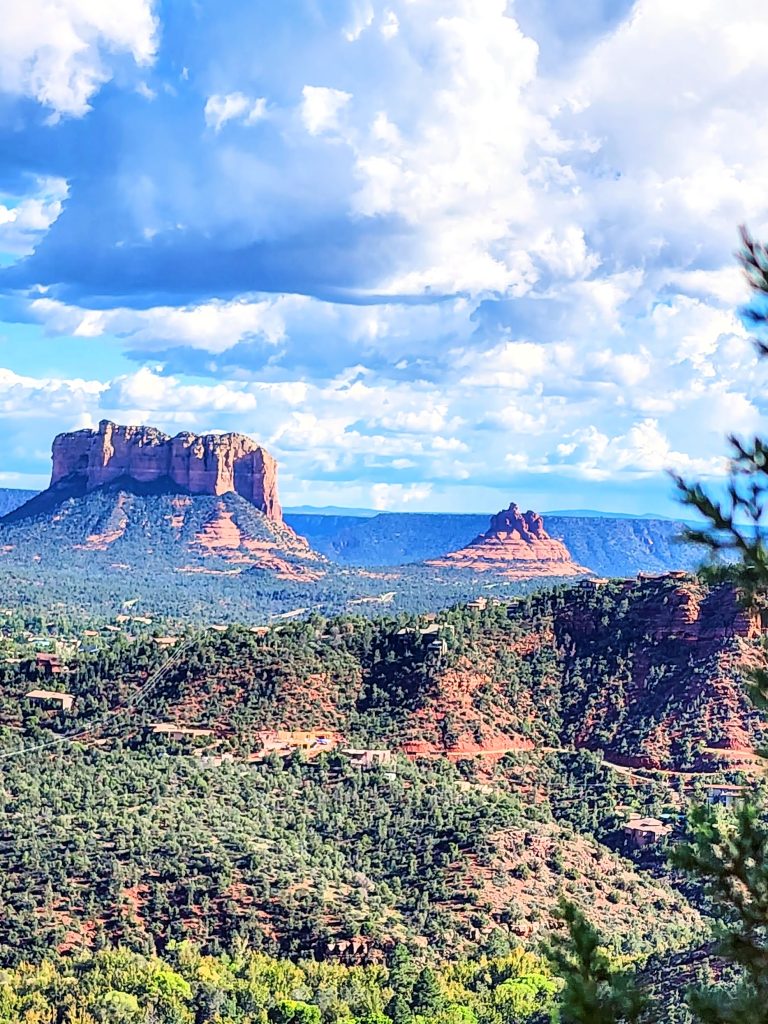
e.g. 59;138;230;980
29;295;301;353
103;367;259;414
0;367;104;417
370;482;433;510
204;92;266;131
372;406;454;434
0;177;68;256
0;0;158;118
380;10;399;40
300;85;352;135
26;290;478;368
551;419;727;481
648;296;749;378
344;2;375;42
346;1;556;295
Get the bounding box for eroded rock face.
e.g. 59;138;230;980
428;501;589;577
51;420;282;521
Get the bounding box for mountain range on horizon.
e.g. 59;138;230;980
0;486;691;524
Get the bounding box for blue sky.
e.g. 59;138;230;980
0;0;766;515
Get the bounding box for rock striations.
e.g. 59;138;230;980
428;502;589;578
50;420;282;520
1;420;325;580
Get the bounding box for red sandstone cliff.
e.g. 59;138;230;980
50;420;282;522
428;502;589;578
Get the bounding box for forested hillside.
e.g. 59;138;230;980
0;746;698;965
0;575;759;1021
0;490;558;621
0;486;37;517
4;576;760;770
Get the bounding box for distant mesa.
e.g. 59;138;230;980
427;501;590;578
18;419;282;521
0;420;324;578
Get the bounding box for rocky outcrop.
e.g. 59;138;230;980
553;576;767;769
50;420;282;521
428;502;589;578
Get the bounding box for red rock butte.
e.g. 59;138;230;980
428;502;590;578
51;420;282;523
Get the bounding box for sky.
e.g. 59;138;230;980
0;0;766;515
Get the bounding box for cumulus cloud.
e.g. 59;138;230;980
0;0;767;512
103;367;259;415
0;0;157;118
300;86;352;135
204;93;266;131
0;178;68;257
552;419;727;481
370;482;433;510
0;367;104;414
29;295;296;353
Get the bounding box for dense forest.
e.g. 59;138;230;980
0;576;761;1022
0;942;564;1024
3;575;759;770
0;746;699;965
0;488;549;622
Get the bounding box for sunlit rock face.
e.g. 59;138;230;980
51;420;282;522
427;502;589;577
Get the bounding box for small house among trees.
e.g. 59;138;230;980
623;815;671;848
342;748;393;768
26;689;75;712
150;723;214;740
257;729;337;754
705;784;746;809
34;653;65;676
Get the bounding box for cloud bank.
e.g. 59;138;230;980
0;0;766;513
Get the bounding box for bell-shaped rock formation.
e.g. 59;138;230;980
428;501;590;578
48;420;282;521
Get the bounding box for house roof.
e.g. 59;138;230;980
624;815;671;834
26;689;73;701
342;748;390;756
150;723;214;737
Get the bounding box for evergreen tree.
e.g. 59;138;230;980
670;226;768;1021
545;228;768;1024
411;967;444;1015
389;944;418;999
663;226;768;1024
546;901;645;1024
386;994;414;1024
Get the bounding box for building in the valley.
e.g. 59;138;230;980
34;653;66;676
623;815;672;848
705;784;746;809
342;748;394;769
257;729;337;753
153;636;179;648
26;689;75;712
150;723;215;740
198;753;236;767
